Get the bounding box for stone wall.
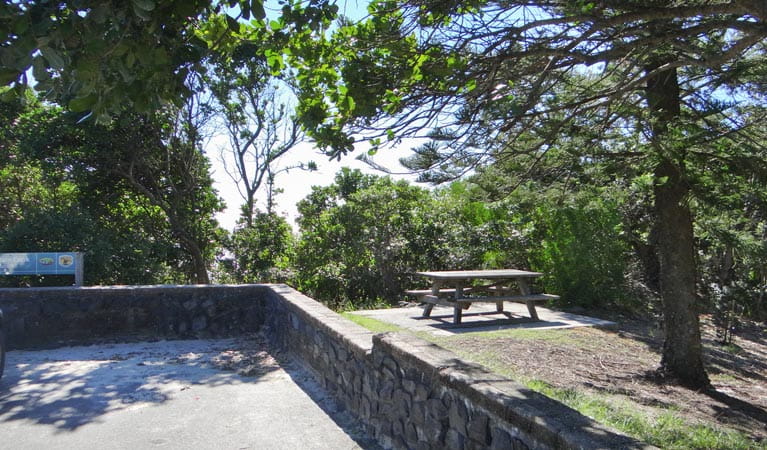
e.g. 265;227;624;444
263;285;649;450
0;285;266;349
0;283;649;449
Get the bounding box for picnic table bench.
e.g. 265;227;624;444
406;269;559;324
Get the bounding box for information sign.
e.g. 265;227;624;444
0;252;83;285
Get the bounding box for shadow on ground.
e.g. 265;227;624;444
0;338;275;431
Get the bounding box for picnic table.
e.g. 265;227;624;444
406;269;559;324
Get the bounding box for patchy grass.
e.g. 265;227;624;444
340;313;406;333
444;327;586;344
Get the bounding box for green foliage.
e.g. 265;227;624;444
292;170;633;312
294;168;443;308
0;93;222;285
0;0;339;121
431;181;529;270
529;190;630;309
227;212;295;283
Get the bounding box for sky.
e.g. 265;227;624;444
207;136;422;231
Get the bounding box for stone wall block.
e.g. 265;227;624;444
336;344;349;362
402;378;417;394
393;387;412;416
410;400;426;426
405;366;425;384
422;418;447;444
376;401;392;420
466;439;490;450
448;399;468;436
289;312;300;329
363;373;375;398
360;395;372;419
445;429;465;450
392;418;405;438
427;398;449;421
490;426;531;450
191;315;207;332
381;366;396;380
353;372;363;393
415;441;431;450
379;380;395;403
405;422;419;444
372;353;383;369
381;356;398;373
466;412;490;445
414;383;429;402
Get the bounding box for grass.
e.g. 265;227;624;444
340;311;763;449
720;342;745;355
451;327;575;343
340;312;406;333
437;341;764;450
525;379;761;450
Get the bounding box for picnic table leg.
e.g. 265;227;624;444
494;282;504;312
422;279;442;317
453;281;464;324
453;303;463;324
517;278;539;320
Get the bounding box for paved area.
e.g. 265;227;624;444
350;303;616;336
0;338;378;450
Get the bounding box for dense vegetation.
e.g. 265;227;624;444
0;92;222;285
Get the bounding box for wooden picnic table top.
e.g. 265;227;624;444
416;269;543;280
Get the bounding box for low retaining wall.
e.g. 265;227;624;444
264;285;648;450
0;285;266;348
0;284;649;449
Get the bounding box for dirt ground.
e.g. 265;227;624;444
431;314;767;444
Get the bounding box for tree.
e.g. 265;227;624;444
207;45;310;227
227;211;295;283
19;97;223;284
91;108;223;284
290;1;767;389
0;0;339;120
294;168;442;308
0;93;203;285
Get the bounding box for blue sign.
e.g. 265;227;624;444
0;252;78;275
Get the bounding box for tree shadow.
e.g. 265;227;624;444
704;389;767;429
0;338;279;431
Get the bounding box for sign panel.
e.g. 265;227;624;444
0;252;78;276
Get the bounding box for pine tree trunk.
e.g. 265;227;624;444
653;160;710;389
646;60;710;389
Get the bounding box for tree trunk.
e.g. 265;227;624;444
653;160;710;389
176;232;210;284
646;61;710;389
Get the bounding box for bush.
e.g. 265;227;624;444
530;191;629;309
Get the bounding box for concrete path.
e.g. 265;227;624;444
0;338;378;450
351;303;616;336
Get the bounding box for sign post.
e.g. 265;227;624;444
0;252;84;286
